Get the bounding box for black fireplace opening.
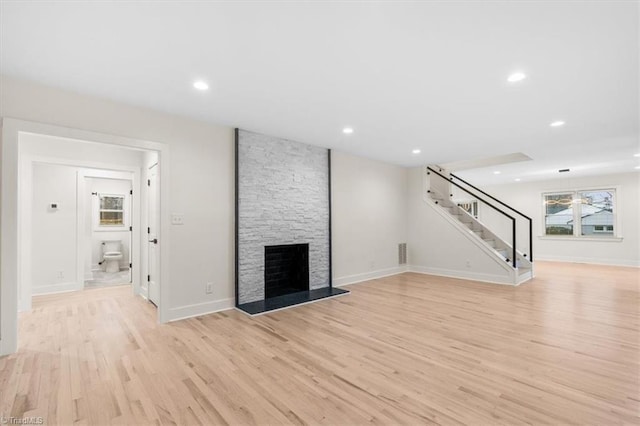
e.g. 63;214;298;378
265;244;309;299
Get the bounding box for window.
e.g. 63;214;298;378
544;193;574;235
99;194;125;227
593;225;614;233
543;189;616;238
458;200;478;218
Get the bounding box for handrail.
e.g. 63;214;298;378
449;171;533;262
427;166;517;268
450;173;531;220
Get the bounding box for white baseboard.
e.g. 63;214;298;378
32;281;82;295
535;256;640;268
167;298;235;322
334;265;409;287
408;265;515;286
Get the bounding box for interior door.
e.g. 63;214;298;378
147;164;160;306
127;183;133;284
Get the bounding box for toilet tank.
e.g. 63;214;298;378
102;240;122;254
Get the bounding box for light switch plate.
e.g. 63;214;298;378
171;214;184;225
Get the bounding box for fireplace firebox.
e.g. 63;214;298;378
264;244;309;299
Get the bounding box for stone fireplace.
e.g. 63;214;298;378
235;129;347;314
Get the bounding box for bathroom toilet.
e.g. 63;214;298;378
102;240;123;273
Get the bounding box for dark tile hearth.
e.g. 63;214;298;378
237;287;349;315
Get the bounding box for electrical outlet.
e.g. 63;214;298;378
171;214;184;225
465;260;471;268
205;282;213;294
57;270;64;279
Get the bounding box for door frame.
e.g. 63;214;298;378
1;118;171;356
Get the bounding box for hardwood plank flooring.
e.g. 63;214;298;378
1;261;638;425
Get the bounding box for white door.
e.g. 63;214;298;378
147;165;160;306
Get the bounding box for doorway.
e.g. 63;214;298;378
0;118;171;356
82;174;133;289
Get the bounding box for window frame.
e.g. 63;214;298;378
541;187;620;240
94;192;129;232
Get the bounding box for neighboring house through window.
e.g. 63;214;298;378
543;189;616;237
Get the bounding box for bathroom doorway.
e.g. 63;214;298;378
82;173;133;289
2;118;171;356
14;130;163;313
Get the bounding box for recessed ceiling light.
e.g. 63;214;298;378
634;153;640;157
493;171;501;175
342;127;354;134
635;166;640;170
507;72;527;83
193;80;209;91
412;149;421;154
515;178;521;182
550;120;565;127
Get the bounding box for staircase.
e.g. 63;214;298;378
426;165;533;285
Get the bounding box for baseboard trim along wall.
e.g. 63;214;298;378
167;298;235;322
334;264;516;287
32;281;82;295
535;256;640;268
334;265;409;287
408;265;515;286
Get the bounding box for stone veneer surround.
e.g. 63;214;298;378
236;129;330;304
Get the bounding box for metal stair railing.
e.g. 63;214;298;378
426;166;517;268
449;172;533;262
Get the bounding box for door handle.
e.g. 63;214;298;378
149;238;158;244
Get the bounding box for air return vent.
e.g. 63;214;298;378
398;243;407;265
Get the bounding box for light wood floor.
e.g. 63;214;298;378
1;262;638;425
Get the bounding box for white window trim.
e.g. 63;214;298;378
94;192;129;231
541;186;622;239
538;236;623;242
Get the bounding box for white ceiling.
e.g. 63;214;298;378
1;1;638;184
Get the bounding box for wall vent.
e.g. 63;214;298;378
398;243;407;265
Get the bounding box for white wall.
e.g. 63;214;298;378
31;163;78;294
21;132;145;167
331;151;409;285
482;172;640;267
407;167;515;283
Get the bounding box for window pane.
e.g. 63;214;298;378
459;200;478;218
579;190;614;236
100;196;124;210
544;193;574;235
100;211;124;226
